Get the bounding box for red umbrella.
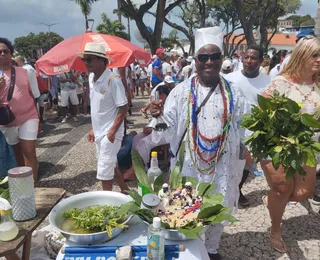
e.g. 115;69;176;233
35;31;151;76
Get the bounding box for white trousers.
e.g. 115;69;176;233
205;224;224;254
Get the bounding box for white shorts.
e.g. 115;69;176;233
76;86;83;95
95;136;122;181
38;93;49;107
61;89;79;107
0;118;39;145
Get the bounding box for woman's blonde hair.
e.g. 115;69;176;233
281;36;320;86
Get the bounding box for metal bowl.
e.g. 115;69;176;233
49;191;133;245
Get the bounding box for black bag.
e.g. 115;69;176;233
0;66;16;125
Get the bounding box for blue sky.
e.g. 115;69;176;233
1;0;318;48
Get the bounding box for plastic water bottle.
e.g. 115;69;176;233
147;217;165;260
147;152;162;188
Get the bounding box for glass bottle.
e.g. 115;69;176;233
147;152;162;188
0;198;19;241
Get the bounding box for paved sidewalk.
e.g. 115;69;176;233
220;174;320;260
36;95;320;260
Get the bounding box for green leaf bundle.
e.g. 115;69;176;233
241;91;320;179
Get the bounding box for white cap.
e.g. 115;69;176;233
222;60;233;70
153;217;161;229
195;27;224;54
185;182;192;186
186;56;193;63
152;54;157;60
162;183;169;188
164;75;174;83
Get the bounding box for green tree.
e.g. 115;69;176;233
232;0;301;51
151;0;215;55
71;0;99;30
117;0;186;54
96;13;130;40
14;32;64;59
161;29;186;53
287;14;316;26
209;0;242;55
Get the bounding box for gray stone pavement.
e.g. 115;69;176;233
36;96;320;260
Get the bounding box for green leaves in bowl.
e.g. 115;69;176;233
63;205;128;237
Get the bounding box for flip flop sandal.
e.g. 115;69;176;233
262;195;268;208
140;109;148;119
269;232;288;253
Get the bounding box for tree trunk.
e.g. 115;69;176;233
150;0;166;53
119;0;184;54
196;0;206;28
233;0;256;46
188;36;195;55
315;1;320;37
117;0;122;23
127;18;131;41
259;21;269;52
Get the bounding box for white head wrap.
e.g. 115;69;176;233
194;27;224;54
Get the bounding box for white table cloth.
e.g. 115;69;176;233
56;216;210;260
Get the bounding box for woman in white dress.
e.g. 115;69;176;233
261;36;320;253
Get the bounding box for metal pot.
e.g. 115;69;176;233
49;191;133;245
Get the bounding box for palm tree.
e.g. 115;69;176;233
96;13;130;40
316;0;320;36
72;0;98;30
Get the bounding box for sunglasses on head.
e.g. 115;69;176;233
0;50;10;55
197;53;222;62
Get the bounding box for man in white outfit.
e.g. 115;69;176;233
150;27;251;260
224;45;271;207
14;56;40;100
79;42;129;193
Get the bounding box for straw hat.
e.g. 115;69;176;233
78;42;112;60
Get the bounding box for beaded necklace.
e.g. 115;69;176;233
186;75;233;175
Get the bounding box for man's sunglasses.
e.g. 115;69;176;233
0;50;10;55
81;56;96;64
197;53;222;62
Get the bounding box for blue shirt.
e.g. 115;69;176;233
0;132;17;177
151;58;163;83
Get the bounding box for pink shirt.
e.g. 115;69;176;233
0;66;38;127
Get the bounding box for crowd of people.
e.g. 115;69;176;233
0;24;320;259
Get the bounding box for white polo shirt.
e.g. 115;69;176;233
224;70;271;105
89;69;127;141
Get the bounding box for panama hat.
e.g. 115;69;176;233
186;56;193;63
78;42;112;60
222;59;233;70
164;75;174;84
